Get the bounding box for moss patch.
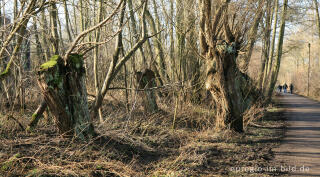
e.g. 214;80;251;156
38;55;64;90
0;67;9;76
0;62;11;79
1;153;20;172
40;55;61;71
68;54;83;70
26;113;39;132
31;113;38;119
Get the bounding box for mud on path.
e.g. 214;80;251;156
274;93;320;176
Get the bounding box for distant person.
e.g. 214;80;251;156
278;84;283;93
290;84;294;94
283;83;288;93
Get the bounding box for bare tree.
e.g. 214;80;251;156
36;0;126;140
258;0;273;89
239;0;265;72
0;0;47;80
91;0;151;119
93;0;104;123
267;0;289;99
262;0;279;91
313;0;320;51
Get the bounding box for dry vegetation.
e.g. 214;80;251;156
2;0;318;176
0;92;287;176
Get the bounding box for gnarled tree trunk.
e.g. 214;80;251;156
199;0;261;133
205;43;256;132
37;54;95;140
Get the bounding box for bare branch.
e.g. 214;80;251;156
63;0;124;60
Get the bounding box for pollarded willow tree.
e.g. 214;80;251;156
25;0;152;139
36;0;150;140
199;0;265;132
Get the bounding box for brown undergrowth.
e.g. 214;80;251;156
0;94;286;176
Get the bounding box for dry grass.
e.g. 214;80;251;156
0;93;287;176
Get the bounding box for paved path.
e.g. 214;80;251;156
274;93;320;176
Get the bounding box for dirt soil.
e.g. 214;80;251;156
0;100;287;176
274;93;320;176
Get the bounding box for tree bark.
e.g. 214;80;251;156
40;10;50;61
72;0;78;35
240;0;265;72
199;0;260;133
267;0;288;99
145;9;169;83
0;0;37;64
136;69;158;113
169;0;176;81
185;0;201;104
93;0;104;123
0;17;28;80
262;0;279;90
0;0;37;79
205;44;260;132
91;0;149;119
128;0;146;66
79;0;85;33
38;55;95;140
313;0;320;64
176;0;186;84
26;100;47;131
63;0;73;43
33;16;45;63
57;13;65;54
258;0;273;89
49;2;59;55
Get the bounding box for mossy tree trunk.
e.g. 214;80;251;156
26;100;47;131
136;69;158;113
37;54;95;139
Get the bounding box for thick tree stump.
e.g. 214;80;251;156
37;54;95;140
136;69;158;113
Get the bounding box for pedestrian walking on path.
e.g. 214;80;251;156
283;83;288;93
278;84;283;93
290;84;294;94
